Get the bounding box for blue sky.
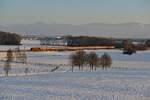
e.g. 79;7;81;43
0;0;150;25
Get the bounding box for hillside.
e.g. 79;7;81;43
0;23;150;38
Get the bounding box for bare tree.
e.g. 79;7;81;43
14;48;21;62
75;50;86;70
14;49;27;64
25;68;29;75
87;52;98;70
100;53;112;69
69;53;77;72
20;51;27;64
70;50;86;71
4;49;14;76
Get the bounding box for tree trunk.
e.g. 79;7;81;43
102;65;105;70
90;64;91;70
79;65;80;70
72;65;74;72
6;70;9;76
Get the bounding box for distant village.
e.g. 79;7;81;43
23;34;150;50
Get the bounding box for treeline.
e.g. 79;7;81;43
70;50;112;72
0;31;22;45
65;36;114;46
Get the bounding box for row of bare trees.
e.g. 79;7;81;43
70;50;112;72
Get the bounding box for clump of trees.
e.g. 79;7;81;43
70;50;112;72
0;31;22;45
122;40;136;55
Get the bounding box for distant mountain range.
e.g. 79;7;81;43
0;22;150;38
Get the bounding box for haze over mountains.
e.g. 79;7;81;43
0;22;150;38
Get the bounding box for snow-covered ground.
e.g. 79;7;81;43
0;69;150;100
1;42;150;100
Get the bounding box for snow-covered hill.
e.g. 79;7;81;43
1;23;150;38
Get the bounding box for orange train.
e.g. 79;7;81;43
30;46;115;52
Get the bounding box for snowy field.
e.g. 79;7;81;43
0;40;150;100
0;50;150;100
0;68;150;100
